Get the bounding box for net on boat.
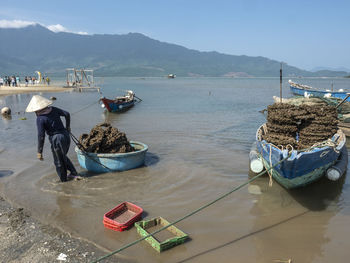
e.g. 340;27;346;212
263;103;338;150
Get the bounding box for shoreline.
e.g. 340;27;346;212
0;193;119;262
0;84;73;96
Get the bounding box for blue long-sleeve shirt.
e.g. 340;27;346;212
36;107;70;153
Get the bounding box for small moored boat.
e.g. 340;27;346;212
167;74;176;79
100;90;140;112
255;124;347;189
289;80;350;101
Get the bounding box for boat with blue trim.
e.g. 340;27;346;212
255;124;346;189
100;90;140;113
289;80;350;101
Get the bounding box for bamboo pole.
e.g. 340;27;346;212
280;62;283;103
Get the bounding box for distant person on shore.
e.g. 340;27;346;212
0;77;3;86
11;76;15;87
25;95;78;182
32;76;36;85
25;76;29;86
46;76;50;85
16;76;20;86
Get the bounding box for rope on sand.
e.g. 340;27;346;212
90;155;291;263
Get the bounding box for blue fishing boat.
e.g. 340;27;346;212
100;90;140;113
255;124;347;189
289;80;350;101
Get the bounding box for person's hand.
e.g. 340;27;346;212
37;153;44;161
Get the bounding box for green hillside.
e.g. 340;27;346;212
0;24;348;77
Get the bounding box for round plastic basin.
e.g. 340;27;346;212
75;141;148;173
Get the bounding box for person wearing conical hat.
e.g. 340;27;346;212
26;95;77;182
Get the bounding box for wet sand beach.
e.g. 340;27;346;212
1;77;350;263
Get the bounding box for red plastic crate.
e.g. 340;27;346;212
103;221;124;232
103;202;143;231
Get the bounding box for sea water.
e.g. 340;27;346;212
1;77;350;263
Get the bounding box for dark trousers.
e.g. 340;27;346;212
49;131;77;182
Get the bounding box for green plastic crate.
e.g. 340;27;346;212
135;216;188;252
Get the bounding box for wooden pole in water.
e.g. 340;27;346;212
280;62;283;103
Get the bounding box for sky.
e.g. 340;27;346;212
1;0;350;71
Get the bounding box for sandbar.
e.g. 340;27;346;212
0;84;73;96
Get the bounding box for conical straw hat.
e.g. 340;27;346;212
25;95;53;112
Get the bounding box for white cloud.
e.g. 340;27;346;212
47;24;68;33
0;19;89;35
0;19;36;28
47;23;89;35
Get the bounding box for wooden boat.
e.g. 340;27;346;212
289;80;350;101
100;90;138;112
255;124;346;189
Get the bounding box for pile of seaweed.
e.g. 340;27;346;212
263;103;338;149
79;122;134;153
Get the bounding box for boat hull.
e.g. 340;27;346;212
256;124;346;189
101;98;135;112
290;85;350;101
260;157;334;189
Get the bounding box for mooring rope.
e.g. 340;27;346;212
259;144;274;187
71;99;100;116
309;139;339;153
90;155;290;263
268;144;273;186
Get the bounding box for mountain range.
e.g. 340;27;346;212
0;24;348;77
310;66;350;72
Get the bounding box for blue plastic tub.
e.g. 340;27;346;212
75;141;148;173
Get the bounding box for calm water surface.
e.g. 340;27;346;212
1;77;350;263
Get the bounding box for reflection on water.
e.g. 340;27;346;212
0;77;350;262
289;174;346;211
0;170;13;178
144;152;160;167
1;114;12;121
247;166;347;263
